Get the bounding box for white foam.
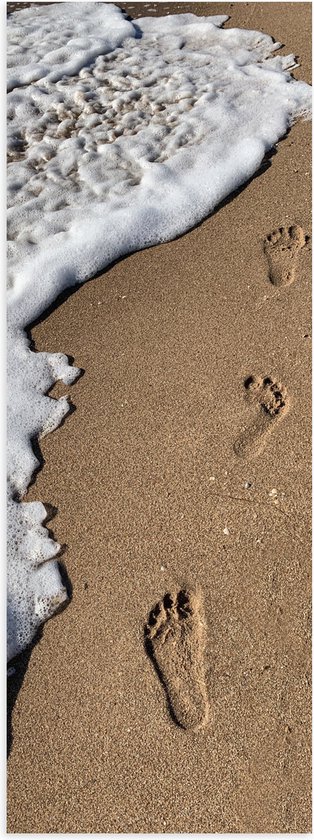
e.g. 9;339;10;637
7;2;311;659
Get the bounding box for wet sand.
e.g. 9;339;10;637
7;2;311;833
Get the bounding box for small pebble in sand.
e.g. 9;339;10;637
223;527;230;536
160;565;165;571
269;488;279;506
209;476;215;482
244;480;252;489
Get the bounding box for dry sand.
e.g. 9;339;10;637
7;2;311;833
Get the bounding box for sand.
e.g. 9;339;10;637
7;2;311;833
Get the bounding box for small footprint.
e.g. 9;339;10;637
264;224;308;287
234;374;289;458
145;589;210;732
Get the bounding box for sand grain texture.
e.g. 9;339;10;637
7;2;311;833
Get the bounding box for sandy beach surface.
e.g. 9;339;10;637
7;2;311;833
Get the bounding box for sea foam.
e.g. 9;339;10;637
7;2;311;660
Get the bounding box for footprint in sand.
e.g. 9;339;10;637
234;374;289;458
264;224;308;287
145;589;210;732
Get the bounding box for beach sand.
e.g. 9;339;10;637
7;2;311;833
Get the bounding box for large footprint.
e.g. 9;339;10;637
264;224;308;287
234;374;289;458
145;589;210;732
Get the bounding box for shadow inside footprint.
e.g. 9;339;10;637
234;374;289;458
263;224;308;287
145;589;210;732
